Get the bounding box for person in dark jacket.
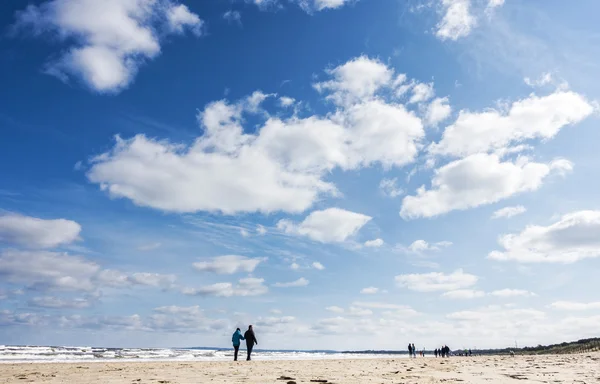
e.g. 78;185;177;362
244;325;258;361
231;328;245;361
408;343;412;357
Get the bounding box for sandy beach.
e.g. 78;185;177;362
2;353;599;383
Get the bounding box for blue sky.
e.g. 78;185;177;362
1;0;600;351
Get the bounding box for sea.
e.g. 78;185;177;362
0;345;404;363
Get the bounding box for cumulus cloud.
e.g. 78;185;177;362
407;239;452;253
489;210;600;263
183;277;268;297
0;249;175;292
491;205;527;219
364;238;384;247
279;96;295;107
425;97;452;126
360;287;379;294
379;178;403;198
429;91;594;157
436;0;476;41
192;255;265;274
13;0;203;93
273;277;309;288
395;269;478;292
441;289;485;299
312;262;325;270
400;154;572;219
313;0;353;11
28;296;92;309
409;82;435;104
313;56;394;106
0;214;81;249
326;306;345;313
277;208;371;243
490;289;536;298
87;57;426;215
550;301;600;311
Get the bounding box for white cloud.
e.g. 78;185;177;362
240;228;250;238
0;249;173;292
436;0;476;41
223;10;241;25
352;302;417;316
166;3;202;35
487;0;505;10
290;262;300;270
550;301;600;311
154;305;202;315
312;262;325;270
0;249;100;291
347;306;373;317
192;255;264;274
429;91;594;157
270;309;282;315
395;269;478;292
137;242;161;251
360;287;379;294
314;0;352;11
87;58;425;215
326;306;345;313
28;296;92;309
273;277;309;288
524;72;554;88
489;210;600;263
14;0;203;93
0;214;81;249
491;205;527;219
364;238;384;248
277;208;371;243
183;277;268;297
256;225;267;235
409;82;434;104
313;56;394;106
441;289;485;299
379;178;403;198
408;239;452;253
127;273;176;287
255;316;296;326
490;289;536;298
400;154;572;219
279;96;295;107
425;97;452;126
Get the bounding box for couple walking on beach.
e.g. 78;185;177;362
232;325;258;361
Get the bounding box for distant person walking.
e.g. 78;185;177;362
408;343;412;358
434;348;438;358
412;343;416;358
231;328;245;361
244;325;258;361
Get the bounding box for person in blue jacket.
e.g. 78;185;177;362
231;328;245;361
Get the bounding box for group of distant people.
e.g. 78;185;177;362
231;325;258;361
407;343;420;358
434;345;452;358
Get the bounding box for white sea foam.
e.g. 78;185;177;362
0;345;404;363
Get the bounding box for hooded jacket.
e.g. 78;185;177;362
232;330;245;347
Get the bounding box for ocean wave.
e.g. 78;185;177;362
0;345;402;363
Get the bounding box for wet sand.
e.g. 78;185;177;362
1;353;599;383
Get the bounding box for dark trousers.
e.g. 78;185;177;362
234;345;239;361
246;343;254;360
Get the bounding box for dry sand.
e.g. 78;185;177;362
1;353;599;383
